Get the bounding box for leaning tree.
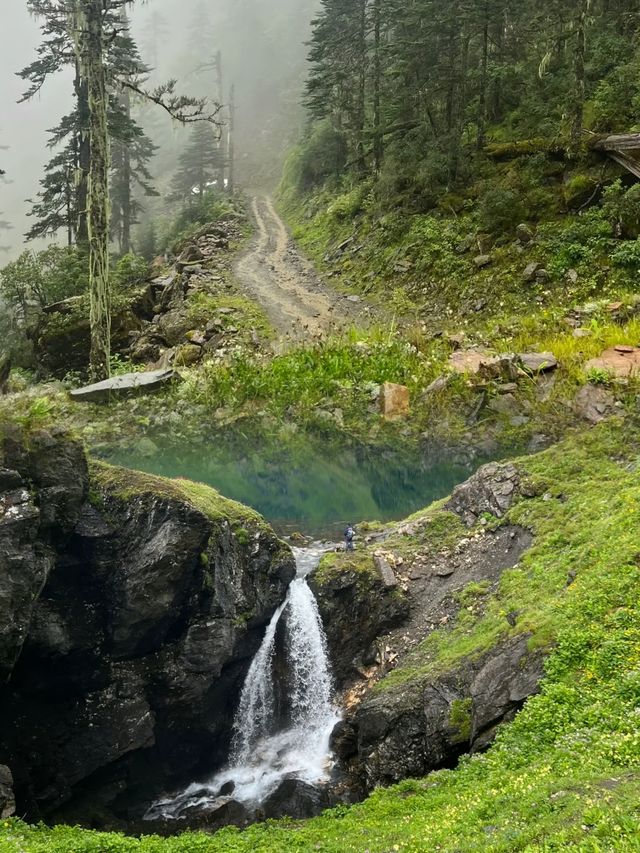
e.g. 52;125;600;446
23;0;221;380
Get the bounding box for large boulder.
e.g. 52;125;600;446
0;765;14;818
310;555;408;684
31;293;152;379
446;461;522;526
354;636;544;790
0;426;295;825
261;776;333;820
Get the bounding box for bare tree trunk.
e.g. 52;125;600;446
74;60;90;245
372;0;383;172
570;0;588;156
355;0;368;173
477;1;490;149
228;84;235;193
121;89;132;255
71;0;111;381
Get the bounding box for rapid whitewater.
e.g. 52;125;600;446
145;544;339;821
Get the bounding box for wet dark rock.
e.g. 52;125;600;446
330;720;359;761
184;796;250;829
446;461;522;526
0;425;295;826
311;561;408;684
261;776;332;820
0;765;15;818
354;635;543;790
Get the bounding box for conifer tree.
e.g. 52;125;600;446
22;0;221;381
171;123;223;203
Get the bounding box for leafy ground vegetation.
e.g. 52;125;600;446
2;422;640;851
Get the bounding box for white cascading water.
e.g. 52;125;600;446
145;543;339;820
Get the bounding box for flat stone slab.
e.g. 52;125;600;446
585;346;640;377
519;352;558;373
448;349;493;375
373;554;398;588
70;369;180;403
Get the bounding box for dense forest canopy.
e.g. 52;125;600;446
297;0;640;205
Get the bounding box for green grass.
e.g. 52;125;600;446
3;421;640;851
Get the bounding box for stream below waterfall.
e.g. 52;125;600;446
144;544;340;822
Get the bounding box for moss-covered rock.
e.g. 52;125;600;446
0;426;294;827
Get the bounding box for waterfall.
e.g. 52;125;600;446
231;569;335;766
145;543;339;820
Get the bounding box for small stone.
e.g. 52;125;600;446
519;352;558;373
474;254;492;269
175;344;203;367
435;567;455;578
574;384;615;424
424;375;450;395
523;262;541;282
516;223;534;244
573;328;591;338
380;382;410;420
566;269;579;285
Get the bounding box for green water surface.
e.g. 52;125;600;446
107;436;474;539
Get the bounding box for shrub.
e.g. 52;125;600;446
478;187;525;234
601;179;640;238
160;191;235;254
0;245;87;318
112;253;149;292
282;121;348;193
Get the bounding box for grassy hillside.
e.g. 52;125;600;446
3;421;640;852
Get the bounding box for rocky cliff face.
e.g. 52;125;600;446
313;462;544;797
0;425;294;827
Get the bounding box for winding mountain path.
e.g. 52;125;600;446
234;195;365;342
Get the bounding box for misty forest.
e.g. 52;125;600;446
2;1;640;851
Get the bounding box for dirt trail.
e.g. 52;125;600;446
234;195;364;342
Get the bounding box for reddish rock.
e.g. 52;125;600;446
380;382;410;419
585;346;640;378
448;349;493;375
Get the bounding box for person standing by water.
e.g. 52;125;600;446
344;523;355;551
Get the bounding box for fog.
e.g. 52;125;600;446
0;0;319;259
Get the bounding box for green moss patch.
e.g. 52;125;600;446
90;459;267;529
